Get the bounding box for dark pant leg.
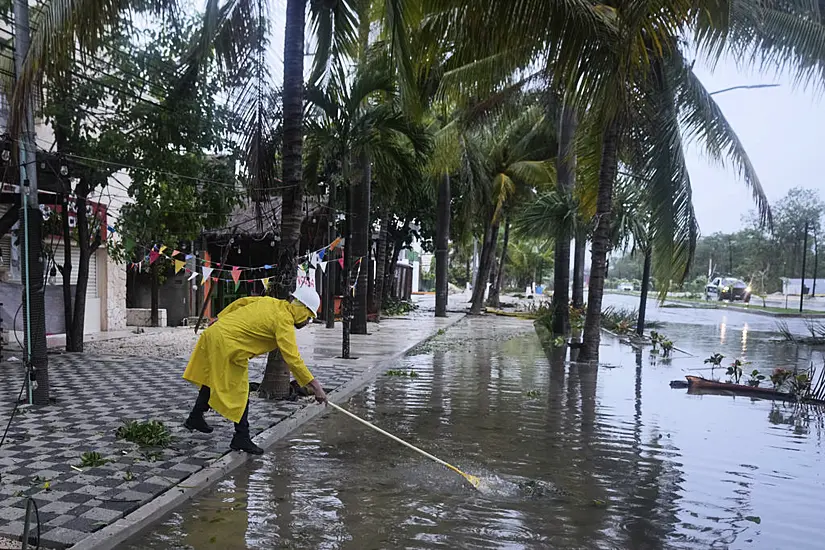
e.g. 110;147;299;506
234;399;250;436
191;385;211;416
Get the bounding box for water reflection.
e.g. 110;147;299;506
133;318;824;550
742;322;749;354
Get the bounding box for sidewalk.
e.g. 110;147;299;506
0;311;463;548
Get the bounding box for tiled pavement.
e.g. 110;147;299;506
0;312;462;548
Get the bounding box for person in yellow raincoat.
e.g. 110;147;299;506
183;286;325;455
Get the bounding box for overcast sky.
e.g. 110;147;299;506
684;58;825;236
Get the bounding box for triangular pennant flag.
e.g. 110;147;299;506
234;280;241;292
264;264;272;270
172;249;180;258
330;237;342;251
201;266;214;285
136;261;142;271
149;250;160;264
231;266;242;287
261;278;270;292
338;257;345;269
319;261;328;273
212;277;218;282
174;259;185;274
159;245;167;254
318;248;326;260
185;254;193;260
107;225;115;234
188;270;198;281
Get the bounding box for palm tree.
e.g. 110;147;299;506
551;102;578;333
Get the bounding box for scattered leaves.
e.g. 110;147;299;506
116;420;171;447
80;451;108;468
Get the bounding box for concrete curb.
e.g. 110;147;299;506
72;314;465;550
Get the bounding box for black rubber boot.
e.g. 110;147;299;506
184;414;214;434
230;433;264;455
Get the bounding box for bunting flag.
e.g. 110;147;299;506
188;270;198;281
318;261;328;273
330;237;342;251
318;248;326;260
201;266;214;285
149;250;160;264
185;254;193;260
107;225;115;234
264;264;273;269
174;259;185;274
231;266;242;291
338;258;345;269
172;249;180;257
159;245;167;254
261;278;270;292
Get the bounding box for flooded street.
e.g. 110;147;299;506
132;313;824;549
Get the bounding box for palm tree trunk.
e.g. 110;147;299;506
636;247;652;336
260;0;306;400
371;216;389;317
572;230;586;309
487;219;509;308
435;173;450;317
579;118;620;362
552;102;578;334
352;151;370;334
470;218;499;314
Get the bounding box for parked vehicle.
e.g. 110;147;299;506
617;282;634;292
705;277;751;302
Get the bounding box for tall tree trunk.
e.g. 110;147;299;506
572;229;586;309
435;173;450;317
371;216;389;317
552;102;578;334
69;184;97;351
579;118;620;362
61;194;73;351
469;218;499;314
352;152;370;334
150;259;160;327
487;219;509;308
261;0;306;399
636;247;652;336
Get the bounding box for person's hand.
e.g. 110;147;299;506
308;379;327;405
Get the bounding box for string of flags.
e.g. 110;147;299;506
126;236;365;292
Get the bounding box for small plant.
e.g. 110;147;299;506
704;353;725;378
382;298;418;317
789;372;811;398
726;358;749;384
747;369;766;387
552;336;566;348
525;390;542;398
116;420;171;447
770;368;793;391
386;369;418;377
80;451;108;468
569;305;585;331
123;470;135;481
661;340;674;358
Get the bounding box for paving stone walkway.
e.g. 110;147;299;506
0;311;461;548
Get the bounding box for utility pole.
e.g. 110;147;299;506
800;221;809;314
14;0;49;405
325;180;336;329
813;231;819;298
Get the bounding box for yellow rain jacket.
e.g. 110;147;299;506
182;296;315;423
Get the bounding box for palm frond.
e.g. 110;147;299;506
308;0;358;86
669;49;771;227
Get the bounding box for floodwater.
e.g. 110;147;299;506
131;314;825;550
